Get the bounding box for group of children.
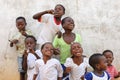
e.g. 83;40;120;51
9;4;120;80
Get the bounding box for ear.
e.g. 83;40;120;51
96;64;100;69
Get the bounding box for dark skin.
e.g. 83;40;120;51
103;52;120;78
62;17;75;44
33;43;62;80
64;43;85;80
93;56;107;77
33;5;65;38
9;18;28;47
9;18;28;80
22;37;40;71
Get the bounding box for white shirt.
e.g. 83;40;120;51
64;57;89;80
34;58;63;80
27;50;42;80
37;14;64;46
84;71;110;80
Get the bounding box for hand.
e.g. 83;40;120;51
80;75;84;80
20;30;27;36
56;31;62;38
11;39;18;44
29;48;35;54
118;71;120;77
65;67;72;73
23;50;28;59
53;48;60;55
47;9;54;14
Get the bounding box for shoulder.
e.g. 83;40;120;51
66;57;72;62
35;50;43;58
84;72;93;79
104;71;110;79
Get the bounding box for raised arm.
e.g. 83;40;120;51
33;9;54;19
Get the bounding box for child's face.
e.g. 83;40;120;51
63;17;75;31
103;52;113;66
25;38;36;50
71;43;83;57
97;56;107;71
54;5;64;17
16;19;26;31
42;44;54;57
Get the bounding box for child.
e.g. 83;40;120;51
33;4;65;48
103;50;120;80
53;17;82;64
33;42;63;80
64;42;89;80
84;53;110;80
22;35;42;80
9;16;32;80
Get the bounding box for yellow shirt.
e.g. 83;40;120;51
11;30;32;57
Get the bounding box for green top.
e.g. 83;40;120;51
53;33;82;64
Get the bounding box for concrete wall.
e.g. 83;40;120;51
0;0;120;80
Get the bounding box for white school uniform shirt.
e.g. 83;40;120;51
34;58;63;80
27;50;42;80
84;71;110;80
37;14;64;46
64;57;89;80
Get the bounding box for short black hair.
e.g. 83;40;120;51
102;50;113;56
89;53;103;69
56;4;65;13
25;35;37;43
16;16;26;23
41;42;53;51
61;17;70;25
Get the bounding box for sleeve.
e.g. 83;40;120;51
26;30;33;35
64;58;71;67
34;60;40;75
113;66;118;77
76;33;82;44
84;72;93;80
53;35;59;48
105;71;110;80
27;54;36;69
38;14;51;23
10;32;20;40
56;60;63;77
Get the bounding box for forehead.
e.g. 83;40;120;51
25;37;35;42
55;5;63;9
16;19;25;23
44;43;53;48
104;52;113;56
71;43;81;47
65;17;73;21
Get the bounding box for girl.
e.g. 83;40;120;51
84;53;110;80
33;42;63;80
103;50;120;80
53;17;82;64
33;4;65;48
64;42;89;80
22;35;42;80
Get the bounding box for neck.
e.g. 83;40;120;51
54;16;61;21
64;30;72;35
94;69;104;76
73;56;82;61
43;56;51;64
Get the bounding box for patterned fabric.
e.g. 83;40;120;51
107;65;118;80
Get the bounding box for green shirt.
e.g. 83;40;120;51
53;33;82;64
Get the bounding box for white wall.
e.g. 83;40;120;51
0;0;120;80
